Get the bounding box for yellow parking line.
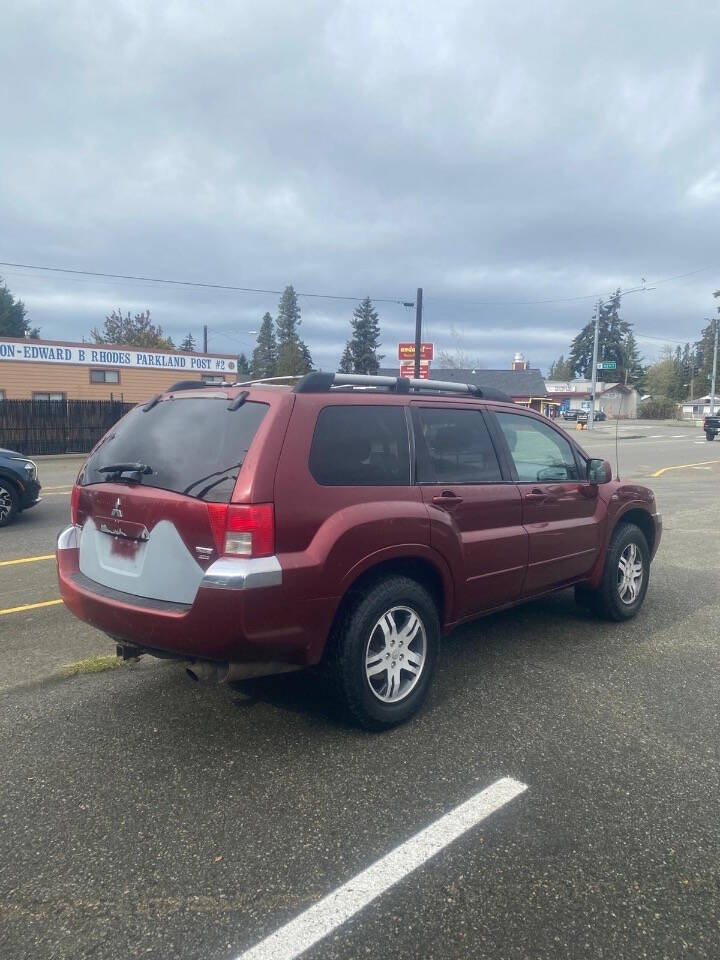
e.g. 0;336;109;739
651;458;720;478
0;599;64;616
42;490;72;496
0;554;55;567
42;484;76;491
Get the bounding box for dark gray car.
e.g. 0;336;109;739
0;448;42;526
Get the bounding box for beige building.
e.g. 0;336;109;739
0;336;238;403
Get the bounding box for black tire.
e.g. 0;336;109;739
580;523;650;622
706;431;715;441
0;480;19;528
327;575;440;730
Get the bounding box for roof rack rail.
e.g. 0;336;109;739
293;371;512;403
232;375;301;386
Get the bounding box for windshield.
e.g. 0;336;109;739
81;396;268;502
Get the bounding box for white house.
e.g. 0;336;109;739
681;394;720;420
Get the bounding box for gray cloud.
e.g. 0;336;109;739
1;0;719;373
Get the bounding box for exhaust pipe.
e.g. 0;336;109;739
185;661;221;683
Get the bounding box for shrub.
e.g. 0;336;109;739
638;396;677;419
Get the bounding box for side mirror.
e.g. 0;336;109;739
588;458;612;484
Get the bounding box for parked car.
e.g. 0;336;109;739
593;409;607;422
0;448;41;527
57;373;662;729
703;414;719;441
562;409;579;421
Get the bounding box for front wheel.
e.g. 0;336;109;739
578;523;650;622
327;576;440;730
0;481;19;527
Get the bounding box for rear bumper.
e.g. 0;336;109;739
56;525;334;665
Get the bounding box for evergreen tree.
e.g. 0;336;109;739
568;290;635;383
620;331;644;386
91;309;174;349
251;313;278;379
347;297;383;374
180;332;196;352
0;277;40;338
339;342;353;373
547;354;573;379
236;353;250;377
275;285;313;376
694;291;720;395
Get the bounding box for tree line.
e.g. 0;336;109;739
1;275;385;381
548;288;720;407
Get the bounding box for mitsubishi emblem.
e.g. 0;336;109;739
111;498;123;518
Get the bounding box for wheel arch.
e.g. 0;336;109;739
615;507;656;556
332;552;453;638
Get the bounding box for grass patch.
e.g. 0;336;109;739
58;654;124;678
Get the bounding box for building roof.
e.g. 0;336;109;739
378;366;548;398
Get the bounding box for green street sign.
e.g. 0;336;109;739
597;361;617;370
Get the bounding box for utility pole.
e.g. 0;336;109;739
413;287;423;379
711;317;718;416
588;298;602;430
203;324;208;354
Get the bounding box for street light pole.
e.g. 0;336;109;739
588;298;602;431
710;317;718;416
413;288;423;379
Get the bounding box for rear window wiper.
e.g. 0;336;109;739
97;462;153;481
182;459;245;496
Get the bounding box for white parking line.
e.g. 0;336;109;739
236;777;527;960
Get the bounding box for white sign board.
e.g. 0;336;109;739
0;341;236;373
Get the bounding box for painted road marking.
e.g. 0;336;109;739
0;554;55;567
41;484;76;491
236;777;528;960
651;458;720;478
42;490;72;496
0;599;63;616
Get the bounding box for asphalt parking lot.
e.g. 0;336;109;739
1;420;719;959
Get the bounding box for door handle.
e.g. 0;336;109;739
525;488;549;504
432;491;463;508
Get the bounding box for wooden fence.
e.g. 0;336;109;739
0;399;134;455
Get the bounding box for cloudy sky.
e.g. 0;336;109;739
1;0;719;372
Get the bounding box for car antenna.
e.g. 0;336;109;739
615;406;621;480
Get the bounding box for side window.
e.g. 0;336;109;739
495;412;580;482
415;408;502;483
309;405;410;486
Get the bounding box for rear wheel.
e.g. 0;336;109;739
706;431;715;441
0;481;19;527
577;523;650;622
327;575;439;730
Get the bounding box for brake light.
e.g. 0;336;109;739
207;503;275;558
70;485;81;525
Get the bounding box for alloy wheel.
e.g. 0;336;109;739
617;542;644;605
0;486;12;522
364;606;427;703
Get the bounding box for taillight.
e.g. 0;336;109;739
207;503;274;558
70;485;81;525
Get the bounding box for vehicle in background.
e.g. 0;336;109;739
593;409;607;422
562;409;579;421
703;414;719;441
0;448;42;527
57;373;662;729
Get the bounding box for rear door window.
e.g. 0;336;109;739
309;405;410;485
414;407;502;483
82;396;268;501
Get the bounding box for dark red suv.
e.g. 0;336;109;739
57;372;661;728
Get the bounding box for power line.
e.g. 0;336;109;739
424;265;718;309
0;260;410;306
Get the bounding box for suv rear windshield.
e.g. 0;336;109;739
82;396;268;502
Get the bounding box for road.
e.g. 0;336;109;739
1;421;719;959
